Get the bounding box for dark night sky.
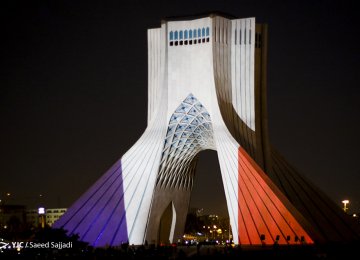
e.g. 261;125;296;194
1;0;359;217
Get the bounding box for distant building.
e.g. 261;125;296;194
0;205;26;229
26;208;67;227
26;209;39;227
46;208;67;227
188;208;204;217
208;215;219;221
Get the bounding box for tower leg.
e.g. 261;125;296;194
214;126;314;245
54;112;168;246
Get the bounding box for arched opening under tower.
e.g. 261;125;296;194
190;150;228;216
185;150;232;243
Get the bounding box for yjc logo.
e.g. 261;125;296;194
0;241;10;250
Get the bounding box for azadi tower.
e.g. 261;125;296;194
54;14;360;247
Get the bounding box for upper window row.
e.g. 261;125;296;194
169;27;210;41
169;27;210;46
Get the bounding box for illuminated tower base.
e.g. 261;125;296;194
54;14;360;247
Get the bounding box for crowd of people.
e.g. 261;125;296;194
2;241;359;259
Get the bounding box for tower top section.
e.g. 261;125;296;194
147;14;263;131
161;12;237;23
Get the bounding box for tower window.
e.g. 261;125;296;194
169;31;174;41
198;29;201;39
169;31;174;46
206;27;210;37
189;30;192;39
193;29;197;38
202;27;205;37
174;31;178;40
184;30;188;39
179;31;183;45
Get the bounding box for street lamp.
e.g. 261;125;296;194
342;200;350;213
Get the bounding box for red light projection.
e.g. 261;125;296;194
238;147;314;245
